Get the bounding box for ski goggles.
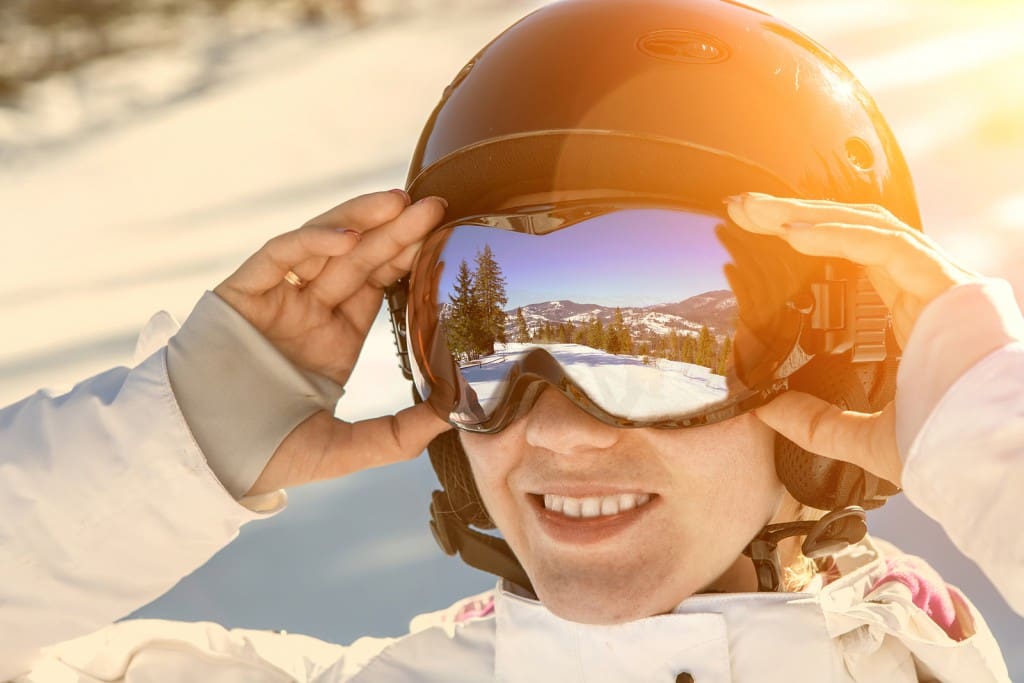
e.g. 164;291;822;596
388;200;892;433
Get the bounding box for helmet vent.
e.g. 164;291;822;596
637;30;730;64
845;137;875;172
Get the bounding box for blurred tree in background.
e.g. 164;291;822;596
0;0;376;102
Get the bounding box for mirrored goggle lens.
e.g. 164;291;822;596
407;207;810;430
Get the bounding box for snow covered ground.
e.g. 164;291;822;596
462;342;728;419
2;0;1022;674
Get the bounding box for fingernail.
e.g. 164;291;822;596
390;188;411;203
337;228;362;241
416;195;448;209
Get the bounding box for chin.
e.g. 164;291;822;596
527;564;703;625
539;592;653;625
523;549;759;624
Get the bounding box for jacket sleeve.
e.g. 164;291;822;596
894;278;1024;616
0;342;291;679
0;287;351;679
165;291;344;498
13;619;395;683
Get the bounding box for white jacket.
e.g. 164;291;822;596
2;280;1022;682
12;537;1012;682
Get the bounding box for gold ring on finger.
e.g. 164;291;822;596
283;270;306;289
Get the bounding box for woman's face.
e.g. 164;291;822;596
460;387;795;624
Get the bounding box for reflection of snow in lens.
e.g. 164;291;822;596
455;354;510;417
460;342;728;421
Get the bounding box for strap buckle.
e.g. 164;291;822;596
808;262;890;363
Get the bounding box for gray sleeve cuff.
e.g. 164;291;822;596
166;291;344;498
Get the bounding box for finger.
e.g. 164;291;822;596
780;222;968;302
333;283;387;338
304;189;411;233
727;193;947;265
248;402;450;493
743;193;893;213
368;238;425;289
308;197;446;306
223;190;410;296
753;391;902;486
325;401;452;476
289;255;329;285
728;193;917;239
223;224;364;296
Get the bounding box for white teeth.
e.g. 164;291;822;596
580;497;601;517
544;494;565;513
542;493;652;518
600;497;619;516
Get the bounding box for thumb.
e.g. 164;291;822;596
753;391;903;487
249;403;451;495
341;401;453;472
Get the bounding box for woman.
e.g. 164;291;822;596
3;0;1020;680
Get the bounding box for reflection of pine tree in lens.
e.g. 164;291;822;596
627;321;730;375
515;307;529;343
696;326;715;368
444;246;510;362
716;336;732;376
446;259;478;363
683;335;696;364
586;317;605;350
606;308;633;355
473;245;508;357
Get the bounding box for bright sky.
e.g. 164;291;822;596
435;209;733;310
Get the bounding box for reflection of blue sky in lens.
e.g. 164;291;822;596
437;210;731;309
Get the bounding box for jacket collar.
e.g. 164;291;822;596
488;540;893;683
494;581;853;682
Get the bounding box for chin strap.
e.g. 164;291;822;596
429;491;535;594
742;506;867;591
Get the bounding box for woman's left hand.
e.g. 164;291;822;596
725;193;983;486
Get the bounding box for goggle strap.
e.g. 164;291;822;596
429;490;534;594
385;280;414;381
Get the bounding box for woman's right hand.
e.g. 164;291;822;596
212;189;453;495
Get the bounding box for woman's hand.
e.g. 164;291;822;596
725;193;983;486
214;189;452;495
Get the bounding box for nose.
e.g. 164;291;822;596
523;386;621;454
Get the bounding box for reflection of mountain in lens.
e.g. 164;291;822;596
651;290;737;333
501;290;737;374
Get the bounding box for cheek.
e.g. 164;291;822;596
725;420;778;491
662;415;783;544
458;430;521;523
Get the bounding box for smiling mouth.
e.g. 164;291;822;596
527;492;658;544
539;492;654;518
532;491;651;518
